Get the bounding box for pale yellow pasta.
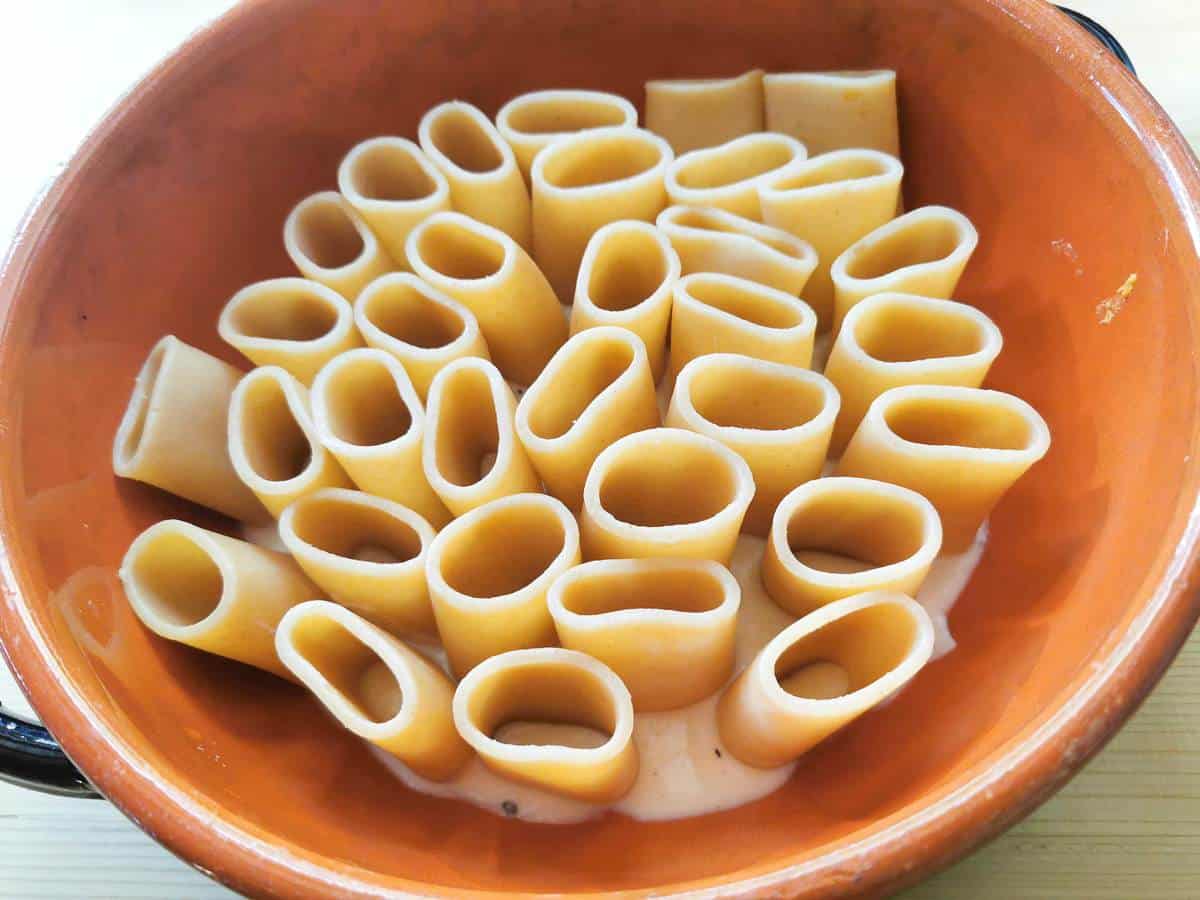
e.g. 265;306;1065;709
426;493;581;677
530;127;674;301
763;70;900;156
758;149;904;329
665;133;806;220
218;277;363;385
309;348;450;527
113;336;268;523
452;647;638;802
283;191;395;299
761;476;942;616
278;488;437;636
516;327;660;511
717;592;934;768
406;211;567;385
644;69;764;154
422;357;540;516
580;428;754;564
495;89;639;181
353;272;490;401
825;293;1003;454
119;519;320;678
569;220;680;381
830;206;979;330
669;272;818;378
418;101;531;248
337;137;452;263
227;366;352;517
547;558;739;711
837;385;1051;551
667;354;839;536
275;600;471;781
655;205;817;296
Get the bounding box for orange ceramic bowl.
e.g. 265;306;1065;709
1;0;1199;896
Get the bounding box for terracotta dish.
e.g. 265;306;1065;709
1;1;1199;897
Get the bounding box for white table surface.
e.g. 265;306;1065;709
1;2;1198;897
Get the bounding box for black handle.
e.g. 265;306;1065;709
0;704;100;797
1057;6;1136;74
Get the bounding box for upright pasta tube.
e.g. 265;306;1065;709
119;519;320;677
569;221;680;381
283;191;395;299
837;385;1051;550
418;101;531;248
667;354;839;536
426;493;581;677
665;133;806;220
218;277;363;385
406;211;567;384
113;336;268;523
530;127;673;301
275;601;471;781
309;348;450;527
495;89;639;181
278;488;437;635
761;477;942;615
758;149;904;329
717;592;934;768
547;558;739;711
338;137;452;263
644;69;764;154
228;366;352;517
830;206;979;330
515;327;660;511
825;294;1003;454
670;272;817;377
580;428;754;563
353;272;489;400
452;648;638;802
763;70;901;156
655;205;817;296
422;358;540;516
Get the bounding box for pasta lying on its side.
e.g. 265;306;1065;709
644;69;764;154
825;293;1003;454
276;600;471;781
495;89;639;181
218;277;363;385
338;137;452;264
516;327;660;511
406;211;567;385
227;366;352;517
665;133;806;221
666;354;839;536
113;336;268;523
426;493;581;677
580;428;754;564
422;357;540;516
453;647;638;802
531;127;673;302
570;220;680;381
548;558;740;711
761;476;942;616
353;272;490;401
837;385;1051;551
418;101;531;249
278;488;437;636
763;70;900;156
309;348;450;527
655;205;817;297
283;191;395;300
119;519;319;678
718;592;933;768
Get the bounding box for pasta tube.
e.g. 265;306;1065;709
665;133;806;220
283;191;394;300
495;89;638;181
644;69;764;154
763;70;900;156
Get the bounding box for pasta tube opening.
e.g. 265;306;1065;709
126;526;225;631
665;133;806;219
411;214;507;279
452;648;638;802
644;69;764;154
422;104;504;174
762;477;941;615
496;89;638;178
283;192;393;299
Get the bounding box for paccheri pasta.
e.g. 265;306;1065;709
113;68;1051;824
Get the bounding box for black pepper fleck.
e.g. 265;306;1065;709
501;800;518;816
714;748;722;758
80;313;88;321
